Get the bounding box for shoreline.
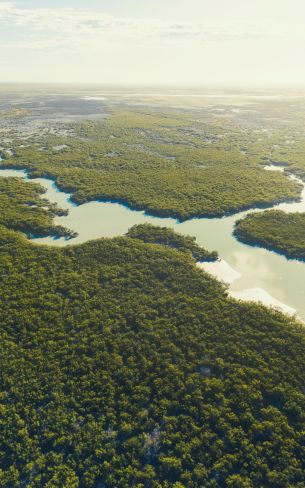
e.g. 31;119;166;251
233;229;305;263
0;162;303;223
1;163;305;321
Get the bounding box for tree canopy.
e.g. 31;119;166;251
0;225;304;487
235;210;305;261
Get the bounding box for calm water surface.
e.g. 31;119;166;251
1;166;305;321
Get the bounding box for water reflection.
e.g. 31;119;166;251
0;167;305;321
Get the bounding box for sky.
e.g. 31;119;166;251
1;0;305;86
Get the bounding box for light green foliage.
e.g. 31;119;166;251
235;210;305;261
127;223;218;261
0;177;74;239
1;109;301;220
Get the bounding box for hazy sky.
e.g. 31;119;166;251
1;0;305;86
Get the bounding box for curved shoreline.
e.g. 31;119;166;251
1;163;305;321
233;231;305;263
1;163;305;257
0;163;303;223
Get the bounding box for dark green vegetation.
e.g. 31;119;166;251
0;176;74;239
0;109;302;220
2;92;305;487
235;210;305;261
0;223;305;487
127;224;218;261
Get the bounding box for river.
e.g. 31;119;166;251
0;164;305;321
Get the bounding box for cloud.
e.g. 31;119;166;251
0;1;268;52
2;1;301;86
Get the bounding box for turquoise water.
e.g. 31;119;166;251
1;167;305;321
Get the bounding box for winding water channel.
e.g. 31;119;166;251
1;165;305;321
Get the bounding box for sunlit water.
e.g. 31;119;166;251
1;165;305;321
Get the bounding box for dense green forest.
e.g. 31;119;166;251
0;223;305;487
2;96;305;487
0;176;74;239
127;224;218;261
0;109;301;220
234;210;305;261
